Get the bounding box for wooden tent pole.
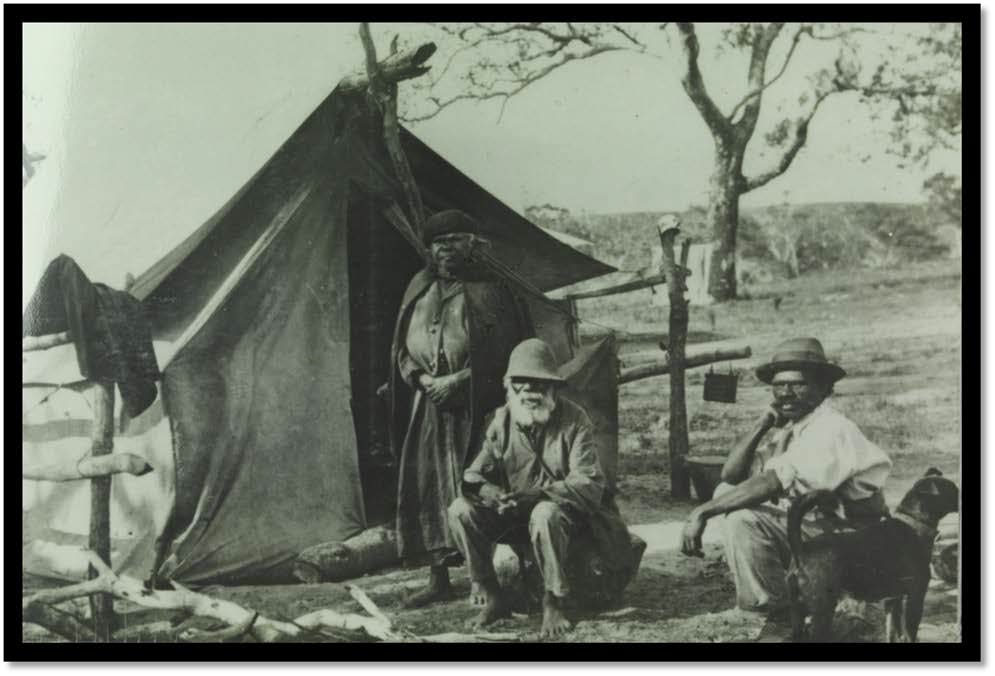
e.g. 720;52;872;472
359;23;427;237
88;380;115;640
659;225;691;499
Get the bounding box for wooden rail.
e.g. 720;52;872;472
618;346;752;384
564;273;668;301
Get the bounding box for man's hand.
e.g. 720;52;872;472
477;482;507;509
680;509;707;558
417;373;435;391
423;371;468;406
761;405;788;430
376;382;390;400
497;487;546;516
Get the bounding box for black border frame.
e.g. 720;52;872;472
7;3;981;663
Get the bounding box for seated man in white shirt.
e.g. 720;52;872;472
679;337;892;623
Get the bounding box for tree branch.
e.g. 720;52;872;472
741;90;834;192
729;24;806;123
675;23;733;141
733;23;785;139
405;44;622;123
611;24;644;48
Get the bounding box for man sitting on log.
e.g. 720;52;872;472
448;338;637;638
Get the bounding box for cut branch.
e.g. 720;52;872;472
335;43;437;93
619;346;752;384
23;452;153;482
23;331;72;352
23;552;399;643
675;23;733;141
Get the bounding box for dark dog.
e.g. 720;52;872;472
785;468;959;642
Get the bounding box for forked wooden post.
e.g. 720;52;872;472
88;380;115;640
659;225;692;499
358;23;428;238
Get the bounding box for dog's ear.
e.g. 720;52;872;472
917;478;943;496
924;467;943;477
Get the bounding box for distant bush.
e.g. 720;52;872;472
533;201;953;282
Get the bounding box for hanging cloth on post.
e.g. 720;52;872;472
22;255;160;418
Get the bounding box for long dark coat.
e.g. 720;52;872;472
389;268;533;564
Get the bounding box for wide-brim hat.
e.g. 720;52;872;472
504;338;566;383
422;209;479;245
755;337;846;385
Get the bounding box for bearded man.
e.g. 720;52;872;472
679;337;892;636
448;338;635;638
389;210;533;608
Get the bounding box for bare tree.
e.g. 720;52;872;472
402;22;962;300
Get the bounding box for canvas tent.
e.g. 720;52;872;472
23;87;614;586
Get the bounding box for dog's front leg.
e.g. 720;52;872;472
903;582;929;643
885;597;904;643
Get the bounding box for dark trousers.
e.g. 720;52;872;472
448;497;578;597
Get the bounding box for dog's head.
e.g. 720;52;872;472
896;467;959;525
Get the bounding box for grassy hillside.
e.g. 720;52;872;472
560;202;958;278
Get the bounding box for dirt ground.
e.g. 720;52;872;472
23;259;963;644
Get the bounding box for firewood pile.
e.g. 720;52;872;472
22;551;519;643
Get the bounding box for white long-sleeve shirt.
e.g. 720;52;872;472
753;399;892;517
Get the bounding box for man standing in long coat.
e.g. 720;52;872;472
390;209;533;607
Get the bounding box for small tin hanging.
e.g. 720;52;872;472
703;364;738;403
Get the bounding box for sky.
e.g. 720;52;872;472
21;22;960;306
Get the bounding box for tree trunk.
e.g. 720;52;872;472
707;144;745;301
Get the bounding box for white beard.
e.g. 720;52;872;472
506;386;557;428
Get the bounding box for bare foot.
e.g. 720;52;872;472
402;567;451;609
470;581;488;606
540;592;573;639
467;580;510;628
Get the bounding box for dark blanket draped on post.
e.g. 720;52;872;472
23;254;159;418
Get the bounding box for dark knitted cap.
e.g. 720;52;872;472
422;209;480;245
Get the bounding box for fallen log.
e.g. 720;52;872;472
22;331;72;352
23;452;153;482
336;42;436;93
293;525;399;583
619;346;752;384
